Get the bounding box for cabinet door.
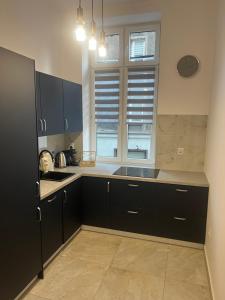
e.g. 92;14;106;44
155;184;208;243
0;47;42;300
82;177;110;228
35;72;44;136
40;192;63;263
39;72;64;135
63;179;82;243
63;80;83;133
110;179;156;234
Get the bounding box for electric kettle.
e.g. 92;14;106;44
55;152;67;168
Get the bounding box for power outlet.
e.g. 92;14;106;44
177;147;185;156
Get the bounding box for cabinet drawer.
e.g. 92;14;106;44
155;184;208;243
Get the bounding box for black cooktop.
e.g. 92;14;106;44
113;167;160;179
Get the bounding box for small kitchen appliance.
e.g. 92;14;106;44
55;152;67;168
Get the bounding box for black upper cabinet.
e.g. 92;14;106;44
63;80;83;133
82;177;111;228
0;47;42;300
39;72;64;136
63;179;82;243
36;72;83;136
40;192;63;264
35;72;44;136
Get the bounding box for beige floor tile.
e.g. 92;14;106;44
94;267;164;300
29;256;107;300
111;238;169;278
163;280;211;300
166;245;209;286
22;294;50;300
60;231;122;267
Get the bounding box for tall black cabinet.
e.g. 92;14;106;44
0;47;42;300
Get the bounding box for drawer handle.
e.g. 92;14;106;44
127;210;139;215
37;207;42;222
176;189;188;193
174;217;187;221
128;184;139;188
48;196;57;203
107;181;110;193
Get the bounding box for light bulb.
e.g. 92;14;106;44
89;36;97;50
98;44;107;57
74;24;86;42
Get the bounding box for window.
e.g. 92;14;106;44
96;34;120;65
91;24;160;164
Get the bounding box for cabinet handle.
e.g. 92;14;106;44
173;217;187;221
36;181;40;197
43;119;47;132
107;181;110;193
37;207;42;222
40;119;44;132
176;189;188;193
64;190;68;203
65;118;69;130
128;184;139;188
47;195;57;203
127;210;139;215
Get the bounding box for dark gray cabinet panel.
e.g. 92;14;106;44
81;176;208;244
82;177;111;228
153;184;208;243
40;192;63;263
0;47;42;300
39;72;64;136
109;179;156;235
63;179;82;243
35;72;44;136
63;80;83;133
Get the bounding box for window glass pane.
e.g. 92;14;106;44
127;124;152;160
129;31;156;62
96;34;120;64
96;123;118;158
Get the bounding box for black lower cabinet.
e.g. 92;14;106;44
40;192;63;264
109;179;157;235
82;177;110;228
154;184;208;243
63;179;82;243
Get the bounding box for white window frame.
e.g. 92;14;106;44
90;23;160;165
91;27;124;69
125;24;160;66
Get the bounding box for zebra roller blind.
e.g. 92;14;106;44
94;69;120;124
126;67;156;125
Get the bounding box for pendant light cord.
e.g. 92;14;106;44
92;0;94;21
102;0;104;30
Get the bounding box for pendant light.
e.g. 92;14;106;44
74;0;86;42
98;0;107;57
89;0;97;50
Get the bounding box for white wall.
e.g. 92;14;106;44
100;0;216;115
0;0;82;83
205;0;225;299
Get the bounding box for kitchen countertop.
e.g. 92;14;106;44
40;163;209;200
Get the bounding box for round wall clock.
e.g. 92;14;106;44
177;55;200;78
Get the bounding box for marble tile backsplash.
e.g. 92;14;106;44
156;115;207;172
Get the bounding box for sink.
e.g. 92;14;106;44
40;171;75;182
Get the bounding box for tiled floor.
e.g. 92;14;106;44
22;230;211;300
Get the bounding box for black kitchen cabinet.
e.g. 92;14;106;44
40;192;63;264
82;177;111;228
63;80;83;133
109;179;157;235
0;47;42;300
63;179;82;243
35;72;44;136
38;72;64;136
154;184;208;243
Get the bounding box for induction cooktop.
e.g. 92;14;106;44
113;167;160;179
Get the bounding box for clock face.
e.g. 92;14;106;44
177;55;200;78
